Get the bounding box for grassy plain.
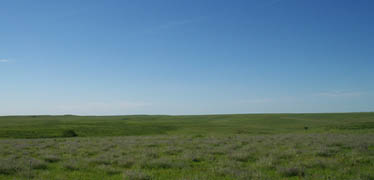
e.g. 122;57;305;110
0;113;373;179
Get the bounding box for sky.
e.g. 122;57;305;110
1;0;374;115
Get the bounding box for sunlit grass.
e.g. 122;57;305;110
0;113;374;179
0;134;373;179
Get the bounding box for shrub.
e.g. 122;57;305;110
43;155;61;163
62;130;78;137
278;166;305;177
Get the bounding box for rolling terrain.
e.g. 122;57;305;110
0;113;373;139
0;113;373;179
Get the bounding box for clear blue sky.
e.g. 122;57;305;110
1;0;373;115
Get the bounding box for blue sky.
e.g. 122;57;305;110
1;0;373;115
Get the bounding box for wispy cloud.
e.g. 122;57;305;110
240;98;275;104
56;101;152;115
0;59;10;63
316;91;362;97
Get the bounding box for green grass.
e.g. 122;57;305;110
0;112;373;138
0;113;374;179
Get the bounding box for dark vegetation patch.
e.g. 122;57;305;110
278;166;305;177
43;155;61;163
30;158;48;170
360;173;374;180
0;160;19;175
62;129;78;137
335;122;374;130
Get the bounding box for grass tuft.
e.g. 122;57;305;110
63;160;80;171
30;158;48;170
123;170;152;180
0;159;20;175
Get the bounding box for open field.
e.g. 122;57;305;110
0;113;374;179
1;113;374;139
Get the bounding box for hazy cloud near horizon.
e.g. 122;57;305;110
315;91;363;98
0;101;153;116
0;59;10;63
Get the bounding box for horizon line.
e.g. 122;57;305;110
1;111;373;117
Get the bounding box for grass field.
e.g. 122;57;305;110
0;113;374;179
